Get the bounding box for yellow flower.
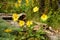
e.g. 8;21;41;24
15;3;20;8
33;6;39;12
32;0;34;6
26;21;33;27
12;13;19;22
19;20;25;27
18;0;21;3
41;14;48;21
4;29;12;33
26;0;29;6
26;0;29;4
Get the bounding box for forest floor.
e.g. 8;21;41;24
0;13;60;40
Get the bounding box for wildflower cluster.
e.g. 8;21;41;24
14;0;22;8
12;13;33;27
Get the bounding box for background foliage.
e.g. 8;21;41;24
0;0;60;40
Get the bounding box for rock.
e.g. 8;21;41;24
49;35;58;40
33;25;40;31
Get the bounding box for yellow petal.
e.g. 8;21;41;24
26;0;29;6
33;6;39;12
15;3;20;8
4;29;12;33
18;0;21;3
12;13;19;22
41;14;48;21
19;20;25;27
26;21;33;27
